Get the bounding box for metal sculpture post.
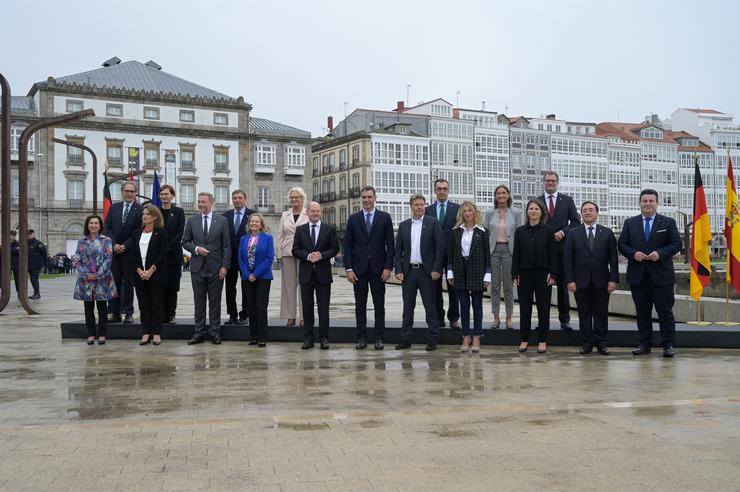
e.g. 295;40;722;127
0;74;11;312
52;138;98;216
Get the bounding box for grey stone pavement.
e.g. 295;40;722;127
1;272;739;491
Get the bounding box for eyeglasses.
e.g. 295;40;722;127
123;189;136;193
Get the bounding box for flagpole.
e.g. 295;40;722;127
687;298;712;326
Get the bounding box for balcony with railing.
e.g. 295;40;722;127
339;190;348;199
255;161;276;174
349;187;361;197
69;198;83;209
339;161;347;170
312;168;319;177
11;197;35;208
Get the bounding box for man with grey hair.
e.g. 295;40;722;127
182;192;231;344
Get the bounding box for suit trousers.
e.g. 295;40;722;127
243;279;271;343
435;255;459;324
554;253;571;324
28;269;41;295
400;267;439;343
354;272;386;340
135;283;163;336
300;271;330;341
225;255;247;320
490;243;514;317
630;273;676;347
83;300;108;337
280;256;302;320
109;253;135;316
518;269;552;343
191;269;224;338
574;284;609;345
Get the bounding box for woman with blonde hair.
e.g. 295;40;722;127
276;187;309;326
447;201;491;352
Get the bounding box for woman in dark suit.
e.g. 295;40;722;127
131;204;168;346
238;213;274;347
158;184;185;324
447;201;491;353
512;199;557;354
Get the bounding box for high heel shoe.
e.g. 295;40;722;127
97;338;106;345
491;320;500;329
86;338;95;345
518;344;528;353
537;343;547;354
505;321;514;330
152;336;161;346
460;336;471;352
139;337;151;346
471;336;481;353
286;318;296;327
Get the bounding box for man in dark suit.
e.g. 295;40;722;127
425;178;461;328
563;201;619;355
104;180;142;323
292;201;339;350
222;189;255;325
396;194;444;351
618;189;682;358
182;192;231;345
344;186;395;350
538;171;580;331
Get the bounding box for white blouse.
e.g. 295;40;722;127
139;231;152;267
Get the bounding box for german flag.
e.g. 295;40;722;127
725;154;740;293
102;171;112;220
690;161;712;300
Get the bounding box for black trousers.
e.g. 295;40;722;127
354;271;386;340
225;256;247;320
28;269;40;295
434;253;459;323
630;273;676;347
135;283;163;335
162;262;181;321
11;269;19;292
109;254;135;316
554;253;571;324
574;284;609;345
518;269;552;343
400;267;439;343
243;279;271;343
300;271;331;341
84;300;108;337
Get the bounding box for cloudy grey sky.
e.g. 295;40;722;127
2;0;739;136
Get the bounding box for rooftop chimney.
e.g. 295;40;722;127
327;116;334;131
395;100;405;112
145;60;162;70
102;56;121;67
546;114;556;120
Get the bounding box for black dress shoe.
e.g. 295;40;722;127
224;317;238;325
211;336;222;345
425;343;437;351
320;339;330;350
355;338;367;350
596;345;610;355
108;314;122;323
257;342;266;348
239;317;249;325
437;321;446;328
29;293;41;300
663;346;676;358
561;323;573;332
301;340;315;350
632;345;652;355
580;344;593;355
395;341;411;350
123;314;133;324
374;339;384;350
187;337;204;345
248;340;258;346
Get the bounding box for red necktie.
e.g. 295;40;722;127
548;195;555;218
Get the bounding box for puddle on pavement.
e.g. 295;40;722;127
273;422;329;431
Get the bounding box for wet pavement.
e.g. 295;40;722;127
1;273;739;491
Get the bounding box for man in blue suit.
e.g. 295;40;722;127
425;178;460;328
344;186;395;350
564;201;619;355
104;180;142;323
617;189;682;358
396;194;444;351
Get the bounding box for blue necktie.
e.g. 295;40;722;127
644;217;652;242
365;213;372;233
234;211;241;231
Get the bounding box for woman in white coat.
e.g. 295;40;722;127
276;187;309;326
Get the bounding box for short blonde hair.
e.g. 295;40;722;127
197;192;214;203
287;187;307;206
454;201;483;227
245;213;270;233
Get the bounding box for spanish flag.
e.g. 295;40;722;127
102;172;112;220
725;155;740;293
690;161;712;300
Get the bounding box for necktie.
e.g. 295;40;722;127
588;226;595;251
203;215;209;237
548;195;555;219
644;217;652;242
439;203;446;225
311;224;317;247
234;211;241;231
123;202;130;223
365;213;372;233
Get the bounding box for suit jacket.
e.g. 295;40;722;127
563;224;619;289
104;200;143;250
537;192;580;253
160;206;185;264
426;201;460;253
483;207;521;254
238;233;274;281
292;222;340;285
343;209;395;276
276;208;309;257
130;227;169;286
447;225;491;291
617;213;681;287
181;213;231;274
511;223;558;278
394;216;444;276
223;207;256;260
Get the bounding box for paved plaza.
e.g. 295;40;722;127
0;272;739;491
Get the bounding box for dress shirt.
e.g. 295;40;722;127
584;221;598;239
363;208;376;228
309;220;321;247
436;201;449;221
139;231;152;266
410;217;423;264
447;224;491;283
122;200;134;222
233;207;246;230
196;212;213;255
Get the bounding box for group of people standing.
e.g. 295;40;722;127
71;169;682;357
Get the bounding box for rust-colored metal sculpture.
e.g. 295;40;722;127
52;138;98;216
0;74;11;312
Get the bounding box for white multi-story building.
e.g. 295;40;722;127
550;132;609;217
603;136;642;230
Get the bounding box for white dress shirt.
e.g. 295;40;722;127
139;231;152;266
584;221;598;239
309;220;321;247
409;217;423;264
196;212;213;255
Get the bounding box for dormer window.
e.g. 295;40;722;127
680;138;698;147
641;127;663;140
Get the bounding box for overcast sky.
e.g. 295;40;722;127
2;0;739;136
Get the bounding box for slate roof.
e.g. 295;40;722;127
250;117;311;139
0;96;38;116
